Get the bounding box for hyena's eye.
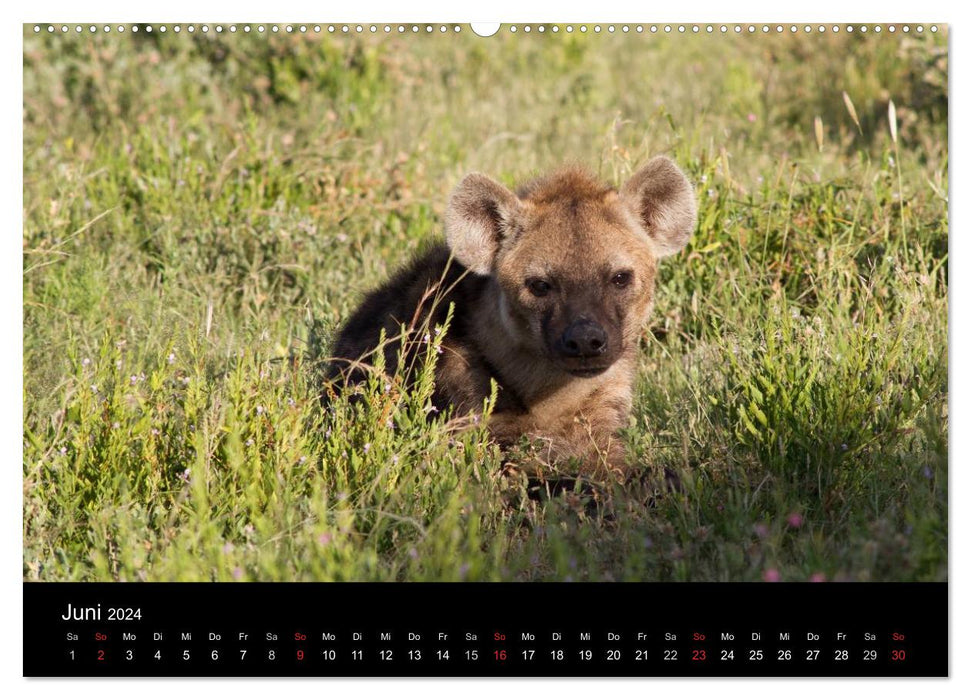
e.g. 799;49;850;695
526;278;552;297
611;271;633;289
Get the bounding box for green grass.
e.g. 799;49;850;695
23;26;948;582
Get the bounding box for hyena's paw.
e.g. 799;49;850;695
623;465;685;508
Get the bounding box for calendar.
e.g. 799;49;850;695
24;583;946;676
22;21;949;682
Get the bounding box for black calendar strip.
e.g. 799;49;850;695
24;582;947;677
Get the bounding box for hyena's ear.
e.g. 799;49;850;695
444;173;522;275
620;156;697;257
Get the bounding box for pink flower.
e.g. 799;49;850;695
809;572;827;583
762;568;781;582
753;523;770;538
317;533;333;546
787;512;804;528
747;113;757;123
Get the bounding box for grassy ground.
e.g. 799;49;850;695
23;26;947;582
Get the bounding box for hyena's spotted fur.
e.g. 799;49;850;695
327;156;697;480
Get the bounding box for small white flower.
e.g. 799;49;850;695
82;358;91;367
256;405;264;416
167;352;176;364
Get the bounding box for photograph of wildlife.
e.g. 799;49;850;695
23;24;947;582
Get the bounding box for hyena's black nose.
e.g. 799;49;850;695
560;320;608;358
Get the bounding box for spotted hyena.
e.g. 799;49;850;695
327;156;696;480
